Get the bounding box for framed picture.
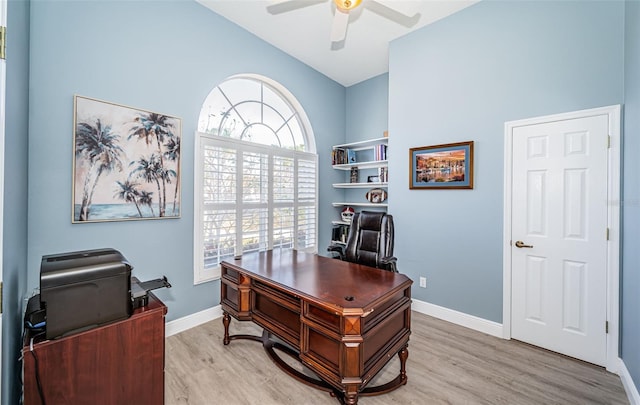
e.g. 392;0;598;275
409;141;474;189
72;95;182;223
367;175;380;183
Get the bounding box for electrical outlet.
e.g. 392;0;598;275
419;277;427;288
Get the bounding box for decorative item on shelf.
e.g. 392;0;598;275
365;188;387;203
350;167;359;183
409;141;474;189
383;131;389;138
341;206;355;222
367;175;380;183
347;148;357;163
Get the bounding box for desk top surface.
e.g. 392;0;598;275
222;250;412;312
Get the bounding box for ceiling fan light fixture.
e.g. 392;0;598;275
334;0;362;12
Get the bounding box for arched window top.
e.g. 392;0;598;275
198;75;315;153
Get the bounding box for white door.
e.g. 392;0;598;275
510;113;610;366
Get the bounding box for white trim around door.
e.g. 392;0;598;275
0;0;7;393
502;105;621;372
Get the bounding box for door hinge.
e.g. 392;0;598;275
607;135;611;149
606;228;610;241
606;321;609;334
0;26;5;60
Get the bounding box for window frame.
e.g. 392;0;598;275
193;75;317;284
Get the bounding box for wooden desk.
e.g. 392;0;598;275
22;293;167;405
221;250;412;405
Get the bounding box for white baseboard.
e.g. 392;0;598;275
165;305;222;337
165;300;503;338
411;299;503;338
165;300;503;339
618;358;640;405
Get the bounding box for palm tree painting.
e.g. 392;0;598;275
73;95;181;222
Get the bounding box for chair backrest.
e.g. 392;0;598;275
344;211;394;270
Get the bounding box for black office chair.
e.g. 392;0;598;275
328;211;398;272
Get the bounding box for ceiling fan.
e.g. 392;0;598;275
267;0;420;43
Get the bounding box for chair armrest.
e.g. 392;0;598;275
327;244;345;260
379;256;398;273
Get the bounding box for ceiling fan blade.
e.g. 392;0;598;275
367;0;420;27
266;0;326;15
330;8;350;42
370;0;418;17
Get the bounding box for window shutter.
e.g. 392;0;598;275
196;137;317;283
297;157;317;251
199;144;238;280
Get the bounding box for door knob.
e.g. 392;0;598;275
515;240;533;248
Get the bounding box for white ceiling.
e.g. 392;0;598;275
196;0;478;87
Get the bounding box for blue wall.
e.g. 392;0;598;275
8;1;344;403
2;0;30;403
346;73;388;143
623;0;640;391
388;0;624;323
26;0;344;322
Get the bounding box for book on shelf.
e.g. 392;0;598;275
332;223;350;243
332;148;346;165
378;167;388;182
374;144;388;161
332;148;357;165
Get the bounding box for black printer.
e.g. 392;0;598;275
25;248;171;340
39;248;133;340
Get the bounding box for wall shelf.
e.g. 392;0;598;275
332;182;388;188
332;160;387;170
332;202;388;208
330;136;389;245
332;137;388;150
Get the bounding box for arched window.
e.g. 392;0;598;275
194;75;317;283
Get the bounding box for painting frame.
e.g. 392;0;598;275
409;141;474;189
72;95;182;223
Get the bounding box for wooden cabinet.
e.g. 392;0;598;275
22;294;167;405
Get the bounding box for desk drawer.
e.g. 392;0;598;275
306;303;340;333
252;281;301;347
221;266;252;319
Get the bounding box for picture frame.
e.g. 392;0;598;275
409;141;474;189
72;95;182;223
367;175;381;183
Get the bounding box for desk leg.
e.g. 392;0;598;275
399;345;409;385
344;386;359;405
223;311;231;345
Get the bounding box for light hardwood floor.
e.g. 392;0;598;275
165;311;628;404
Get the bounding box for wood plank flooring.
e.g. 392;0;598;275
165;311;628;404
